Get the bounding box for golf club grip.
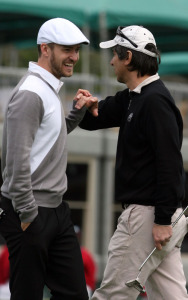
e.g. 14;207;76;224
139;205;188;271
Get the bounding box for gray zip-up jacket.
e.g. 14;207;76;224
1;62;86;223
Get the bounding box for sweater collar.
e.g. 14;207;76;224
131;73;160;94
28;62;64;93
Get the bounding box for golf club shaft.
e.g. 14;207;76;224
138;205;188;272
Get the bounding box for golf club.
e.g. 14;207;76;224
125;205;188;293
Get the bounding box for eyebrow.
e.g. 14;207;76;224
62;45;81;49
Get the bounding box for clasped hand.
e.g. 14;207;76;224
74;89;98;117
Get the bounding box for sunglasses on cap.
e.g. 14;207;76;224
116;26;138;48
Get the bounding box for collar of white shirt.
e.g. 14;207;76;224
28;62;64;93
132;73;160;94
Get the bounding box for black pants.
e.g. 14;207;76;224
0;196;88;300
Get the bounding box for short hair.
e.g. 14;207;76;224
114;44;161;77
37;45;42;57
37;43;55;58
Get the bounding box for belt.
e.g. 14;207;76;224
122;202;183;210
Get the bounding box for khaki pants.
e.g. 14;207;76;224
92;205;188;300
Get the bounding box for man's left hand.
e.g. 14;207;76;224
152;224;172;250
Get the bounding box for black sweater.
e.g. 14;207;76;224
79;79;185;225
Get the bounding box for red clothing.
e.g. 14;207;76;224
0;246;9;284
81;247;96;291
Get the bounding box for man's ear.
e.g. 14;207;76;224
40;43;49;56
124;50;132;65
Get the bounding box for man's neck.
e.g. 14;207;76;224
126;73;150;91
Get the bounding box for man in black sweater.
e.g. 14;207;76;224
78;26;188;299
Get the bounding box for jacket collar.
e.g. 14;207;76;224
132;73;160;94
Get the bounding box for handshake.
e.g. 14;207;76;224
74;89;98;117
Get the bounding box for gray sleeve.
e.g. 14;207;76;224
65;100;87;134
6;90;44;223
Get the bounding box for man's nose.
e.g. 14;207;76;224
69;52;79;61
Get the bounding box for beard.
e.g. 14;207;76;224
49;51;72;79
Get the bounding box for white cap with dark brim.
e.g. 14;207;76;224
37;18;90;45
100;25;157;58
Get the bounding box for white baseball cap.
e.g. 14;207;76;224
100;25;157;57
37;18;90;45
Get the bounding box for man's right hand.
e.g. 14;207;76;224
21;222;31;231
74;90;98;117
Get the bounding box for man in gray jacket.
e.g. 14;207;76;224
0;18;97;300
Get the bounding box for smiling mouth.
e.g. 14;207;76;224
65;63;73;68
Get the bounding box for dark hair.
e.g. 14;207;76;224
37;43;55;57
114;44;161;77
37;45;42;57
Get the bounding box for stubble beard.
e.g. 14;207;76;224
50;52;71;79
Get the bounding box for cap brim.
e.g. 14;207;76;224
99;39;117;49
82;40;90;45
